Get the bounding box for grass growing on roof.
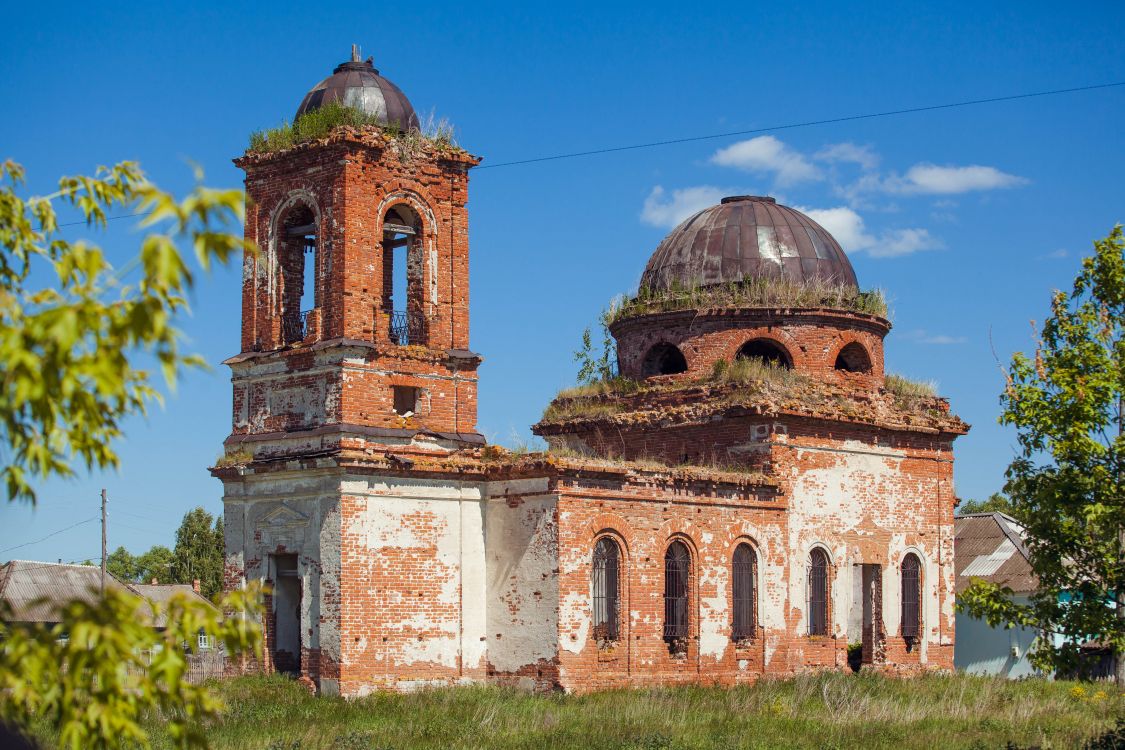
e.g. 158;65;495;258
29;671;1116;749
248;102;459;155
608;277;889;324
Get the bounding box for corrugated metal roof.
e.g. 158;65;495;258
0;561;218;626
0;560;129;622
954;513;1038;595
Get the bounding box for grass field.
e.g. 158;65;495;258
84;672;1122;750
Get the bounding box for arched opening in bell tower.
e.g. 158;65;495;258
382;204;425;345
279;203;318;345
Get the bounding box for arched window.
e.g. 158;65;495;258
592;537;621;642
641;342;688;377
663;541;690;650
901;553;921;649
834;342;872;373
732;543;757;641
737;339;792;369
807;548;829;636
382;204;425;345
279;204;317;344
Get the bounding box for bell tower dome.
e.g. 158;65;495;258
222;48;483;461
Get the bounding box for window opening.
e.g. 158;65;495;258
808;548;829;636
281;208;316;344
732;543;757;641
641;342;688;377
383;206;424;345
592;537;621;642
737;339;792;369
901;554;921;649
393;386;418;416
663;541;690;652
834;342;872;373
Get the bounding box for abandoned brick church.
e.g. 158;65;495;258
212;50;969;696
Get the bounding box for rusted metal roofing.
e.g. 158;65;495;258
295;46;420;130
954;513;1038;595
640;196;859;292
0;560;129;623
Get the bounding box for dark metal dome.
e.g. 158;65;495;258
640;196;858;292
295;46;420;130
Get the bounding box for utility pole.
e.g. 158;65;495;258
100;488;107;596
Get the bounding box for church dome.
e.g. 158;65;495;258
640;196;858;292
295;47;421;130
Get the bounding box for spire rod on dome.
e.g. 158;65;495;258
351;43;361;63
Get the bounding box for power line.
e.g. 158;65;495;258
0;517;99;554
475;79;1125;170
41;78;1125;228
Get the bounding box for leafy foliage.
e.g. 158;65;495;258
0;160;253;503
172;508;225;599
573;307;618;385
957;492;1021;520
959;226;1125;677
106;545;138;581
0;585;262;750
136;544;175;584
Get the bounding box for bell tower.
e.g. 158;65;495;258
214;50;487;694
225;48;483;458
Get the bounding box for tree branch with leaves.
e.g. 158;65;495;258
959;225;1125;679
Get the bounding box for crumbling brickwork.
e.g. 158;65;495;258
213;114;966;697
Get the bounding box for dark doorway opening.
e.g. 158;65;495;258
271;554;301;676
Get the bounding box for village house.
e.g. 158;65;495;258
212;49;969;696
0;560;217;646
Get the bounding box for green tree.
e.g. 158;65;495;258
0;584;261;750
0;160;248;504
136;544;175;584
172;508;224;599
957;492;1021;520
0;159;261;748
105;545;138;582
959;226;1125;681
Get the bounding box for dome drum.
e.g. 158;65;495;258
613;308;887;384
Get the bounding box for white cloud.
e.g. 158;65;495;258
1045;248;1068;259
710;136;821;186
902;329;968;345
871;228;942;258
797;205;941;258
640;185;729;228
800;206;873;251
815;142;879;171
893;164;1028;194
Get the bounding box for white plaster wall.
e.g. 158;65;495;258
484;483;559;674
954;595;1040;678
222;467;345;681
338;474;489;674
784;438;948;656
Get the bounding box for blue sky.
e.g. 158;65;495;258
3;1;1124;564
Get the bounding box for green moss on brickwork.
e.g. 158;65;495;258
607;277;888;324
